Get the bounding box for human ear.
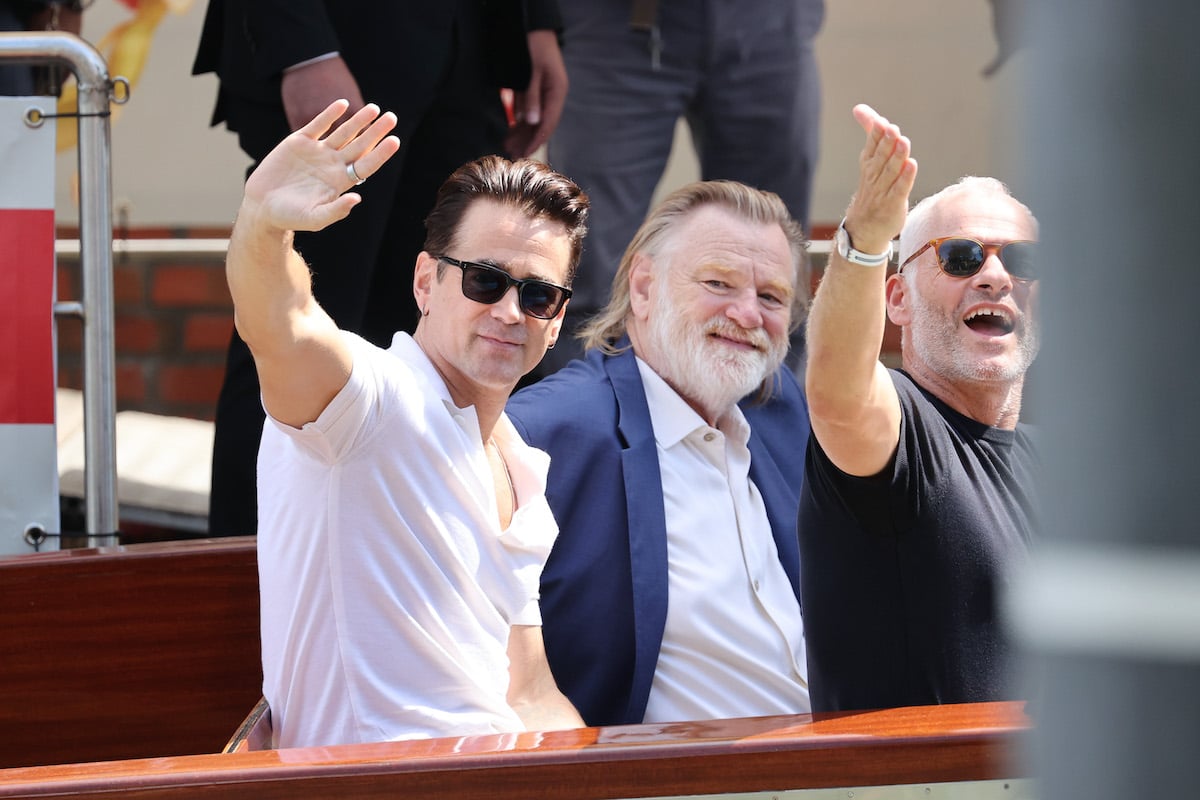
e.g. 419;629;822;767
412;251;437;313
628;253;655;320
885;272;912;326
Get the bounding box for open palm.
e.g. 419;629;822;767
244;100;401;233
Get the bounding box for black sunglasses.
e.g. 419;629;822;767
899;237;1037;281
437;255;572;320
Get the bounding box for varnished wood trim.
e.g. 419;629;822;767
0;702;1027;799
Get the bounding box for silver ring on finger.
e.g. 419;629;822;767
346;161;366;185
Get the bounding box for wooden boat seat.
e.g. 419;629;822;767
0;537;262;769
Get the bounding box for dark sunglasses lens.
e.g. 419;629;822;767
1001;241;1036;279
461;264;510;304
519;283;563;318
937;239;986;277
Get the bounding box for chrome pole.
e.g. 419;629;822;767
0;32;118;545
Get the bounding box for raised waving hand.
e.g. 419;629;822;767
243;100;401;234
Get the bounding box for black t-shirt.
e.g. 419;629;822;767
798;369;1038;712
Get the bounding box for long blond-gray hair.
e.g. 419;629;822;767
577;180;810;356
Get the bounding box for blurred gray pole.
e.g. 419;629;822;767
1013;0;1200;796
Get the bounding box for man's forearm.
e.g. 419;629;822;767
803;104;916;477
226;205;313;357
219;100;395;427
804;244;891;417
807;105;914;421
225;203;350;428
510;687;585;732
506;625;585;731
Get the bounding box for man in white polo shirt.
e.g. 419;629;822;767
226;99;588;747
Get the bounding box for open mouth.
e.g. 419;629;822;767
963;308;1014;336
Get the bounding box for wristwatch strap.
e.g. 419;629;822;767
836;218;893;267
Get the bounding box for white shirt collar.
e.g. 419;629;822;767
634;356;751;449
387;332;455;406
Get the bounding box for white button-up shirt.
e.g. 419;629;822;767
636;359;810;723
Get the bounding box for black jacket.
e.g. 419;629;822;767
192;0;562;128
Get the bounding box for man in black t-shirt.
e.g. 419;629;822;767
799;104;1040;711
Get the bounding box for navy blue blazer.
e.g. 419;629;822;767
506;343;811;725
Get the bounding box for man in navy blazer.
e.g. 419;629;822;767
507;180;812;726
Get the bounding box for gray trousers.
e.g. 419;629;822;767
543;0;825;372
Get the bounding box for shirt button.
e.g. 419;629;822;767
753;580;761;592
703;432;716;442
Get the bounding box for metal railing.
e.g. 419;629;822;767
1;31;122;546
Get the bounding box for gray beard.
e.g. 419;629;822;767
645;291;786;416
908;285;1040;384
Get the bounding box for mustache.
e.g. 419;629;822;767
703;319;771;352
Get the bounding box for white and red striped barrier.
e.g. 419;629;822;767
1;95;59;553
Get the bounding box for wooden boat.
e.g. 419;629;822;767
0;537;1030;798
0;34;1029;798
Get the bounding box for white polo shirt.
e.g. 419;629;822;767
257;332;558;748
637;359;810;722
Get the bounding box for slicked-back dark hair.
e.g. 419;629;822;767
423;155;590;284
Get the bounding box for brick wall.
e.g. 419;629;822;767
56;236;233;421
